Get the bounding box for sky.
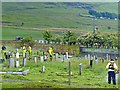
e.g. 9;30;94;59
1;0;120;2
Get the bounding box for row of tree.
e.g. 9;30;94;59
42;30;119;49
88;10;118;19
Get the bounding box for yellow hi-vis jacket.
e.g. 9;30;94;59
106;62;118;72
1;50;6;59
48;48;53;56
22;46;26;53
28;46;32;54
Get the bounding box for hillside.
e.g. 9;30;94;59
2;2;118;40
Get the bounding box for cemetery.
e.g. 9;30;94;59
0;42;119;88
1;2;119;89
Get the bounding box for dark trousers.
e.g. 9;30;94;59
108;71;116;85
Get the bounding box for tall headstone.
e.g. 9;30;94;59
106;54;109;61
66;52;68;60
34;57;37;63
88;54;90;59
55;53;58;60
85;55;87;59
16;60;19;68
40;56;44;62
10;58;14;67
23;58;27;66
16;52;19;59
12;52;15;58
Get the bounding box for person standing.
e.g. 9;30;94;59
28;45;32;60
48;47;53;61
106;59;118;85
1;45;7;61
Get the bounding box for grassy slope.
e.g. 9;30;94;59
2;2;118;40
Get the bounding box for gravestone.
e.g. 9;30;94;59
10;58;14;67
88;54;90;59
66;52;68;60
95;57;98;64
55;53;58;60
40;56;44;62
16;60;19;68
79;63;82;75
34;57;37;63
106;54;109;61
42;66;45;73
62;55;65;62
12;52;15;58
23;58;27;66
85;55;87;59
16;52;19;59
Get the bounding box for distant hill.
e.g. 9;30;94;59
2;2;118;40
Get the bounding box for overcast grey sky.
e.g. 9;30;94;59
1;0;119;2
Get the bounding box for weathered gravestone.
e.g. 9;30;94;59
9;58;14;67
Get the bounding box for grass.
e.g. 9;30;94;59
1;58;119;88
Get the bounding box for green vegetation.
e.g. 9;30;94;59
2;2;118;40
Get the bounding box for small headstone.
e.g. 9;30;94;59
23;58;27;66
42;66;45;73
10;58;14;67
34;57;37;63
16;60;19;68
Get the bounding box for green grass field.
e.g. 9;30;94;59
1;58;119;88
2;2;118;40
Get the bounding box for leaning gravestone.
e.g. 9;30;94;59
23;58;27;66
16;60;19;68
9;58;14;67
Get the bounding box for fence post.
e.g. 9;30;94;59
79;63;82;75
68;61;71;85
90;59;93;68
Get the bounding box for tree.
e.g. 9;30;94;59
20;36;35;47
42;31;53;44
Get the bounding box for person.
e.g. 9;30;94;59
22;46;26;58
48;47;53;61
106;59;118;85
1;45;7;61
27;45;32;59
